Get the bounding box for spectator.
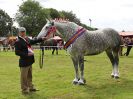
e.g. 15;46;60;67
124;37;133;56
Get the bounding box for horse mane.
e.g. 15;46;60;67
53;18;69;23
53;18;80;29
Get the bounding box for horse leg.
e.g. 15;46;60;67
106;50;116;78
106;49;119;79
78;56;85;85
112;47;120;78
71;57;79;84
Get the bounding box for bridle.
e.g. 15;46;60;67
45;26;57;38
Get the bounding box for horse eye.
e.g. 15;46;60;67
51;22;54;26
45;26;49;29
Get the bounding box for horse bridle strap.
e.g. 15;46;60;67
64;28;86;49
45;26;56;37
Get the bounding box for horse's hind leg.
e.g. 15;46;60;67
71;57;79;84
78;56;85;85
112;47;120;78
106;49;119;78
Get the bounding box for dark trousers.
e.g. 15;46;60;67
20;66;34;93
52;47;58;55
126;46;132;56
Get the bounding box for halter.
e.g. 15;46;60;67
45;26;56;38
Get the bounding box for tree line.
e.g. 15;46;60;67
0;0;94;37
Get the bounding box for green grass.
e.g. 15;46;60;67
0;49;133;99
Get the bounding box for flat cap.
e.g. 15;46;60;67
19;27;26;32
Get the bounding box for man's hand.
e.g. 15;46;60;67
28;53;34;56
41;37;47;41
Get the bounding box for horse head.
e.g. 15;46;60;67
37;19;62;39
37;18;79;41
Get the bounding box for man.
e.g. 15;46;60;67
14;27;46;95
125;38;133;56
124;38;133;56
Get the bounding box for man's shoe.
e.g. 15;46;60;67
29;89;39;92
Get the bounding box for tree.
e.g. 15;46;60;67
60;11;94;30
12;26;18;36
16;0;48;36
60;11;80;24
0;9;12;36
46;8;61;19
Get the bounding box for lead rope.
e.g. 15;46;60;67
39;44;44;69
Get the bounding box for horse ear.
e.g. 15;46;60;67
51;22;54;26
46;18;51;22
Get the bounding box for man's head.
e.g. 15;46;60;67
18;27;26;38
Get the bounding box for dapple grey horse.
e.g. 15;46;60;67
37;19;122;85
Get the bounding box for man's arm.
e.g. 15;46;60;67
29;37;47;45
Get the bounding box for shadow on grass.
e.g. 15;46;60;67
82;78;133;99
50;78;133;99
23;92;47;99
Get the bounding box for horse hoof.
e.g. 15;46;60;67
78;82;85;85
114;76;119;79
72;81;78;85
78;79;85;85
111;75;114;78
72;78;79;85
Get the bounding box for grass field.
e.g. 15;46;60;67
0;49;133;99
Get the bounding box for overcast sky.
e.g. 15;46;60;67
0;0;133;31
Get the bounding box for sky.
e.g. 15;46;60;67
0;0;133;31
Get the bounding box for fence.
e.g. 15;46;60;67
0;45;64;51
0;45;133;51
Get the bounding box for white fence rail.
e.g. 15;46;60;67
0;46;64;50
0;45;132;51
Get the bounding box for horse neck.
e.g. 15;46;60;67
55;22;80;42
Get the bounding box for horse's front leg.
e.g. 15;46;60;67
78;56;86;85
71;57;79;84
